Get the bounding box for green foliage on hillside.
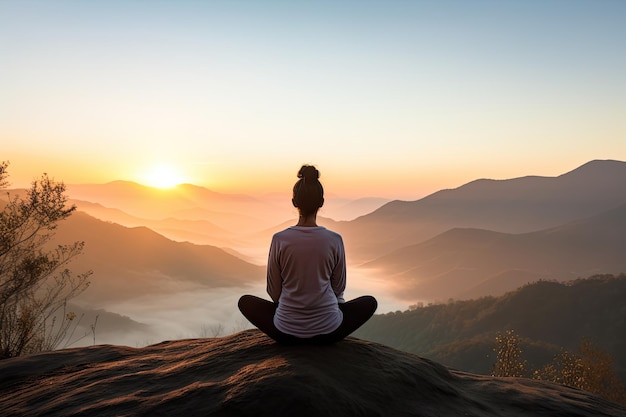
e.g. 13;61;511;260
354;274;626;382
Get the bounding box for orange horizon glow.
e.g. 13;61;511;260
3;152;616;202
136;163;188;189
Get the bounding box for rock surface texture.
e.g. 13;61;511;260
1;330;625;416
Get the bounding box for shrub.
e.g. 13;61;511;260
0;162;92;358
534;337;626;405
493;328;626;405
491;329;528;377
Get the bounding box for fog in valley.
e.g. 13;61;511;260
68;269;410;349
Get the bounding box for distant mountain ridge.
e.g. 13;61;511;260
372;159;626;222
69;199;235;247
66;181;288;233
52;212;264;305
66;181;389;236
338;159;626;261
363;202;626;301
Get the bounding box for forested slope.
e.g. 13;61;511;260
354;274;626;381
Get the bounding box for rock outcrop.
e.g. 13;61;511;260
1;330;625;416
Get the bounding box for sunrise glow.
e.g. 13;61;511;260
139;164;187;189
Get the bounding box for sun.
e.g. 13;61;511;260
140;163;186;189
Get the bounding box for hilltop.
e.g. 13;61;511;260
1;330;625;417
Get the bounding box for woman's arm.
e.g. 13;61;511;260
331;237;347;303
266;235;282;303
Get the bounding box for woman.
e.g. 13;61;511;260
238;165;377;344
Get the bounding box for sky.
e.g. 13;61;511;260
1;0;625;199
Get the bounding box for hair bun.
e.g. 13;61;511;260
297;165;319;181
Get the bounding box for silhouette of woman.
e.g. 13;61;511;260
238;165;377;344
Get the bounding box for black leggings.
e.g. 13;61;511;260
238;294;378;345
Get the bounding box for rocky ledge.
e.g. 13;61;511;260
1;330;625;416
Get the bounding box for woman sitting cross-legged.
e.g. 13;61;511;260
238;164;377;345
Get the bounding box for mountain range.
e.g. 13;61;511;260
363;202;626;300
337;159;626;262
5;158;624;341
48;159;626;306
330;159;626;301
67;180;289;233
52;211;264;305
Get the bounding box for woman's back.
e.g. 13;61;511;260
268;226;346;337
238;164;376;345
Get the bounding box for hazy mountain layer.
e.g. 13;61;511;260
52;212;264;305
67;181;290;233
363;202;626;300
337;159;626;261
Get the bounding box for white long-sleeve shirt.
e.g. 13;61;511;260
267;226;346;338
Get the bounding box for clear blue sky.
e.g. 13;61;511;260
1;0;625;197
